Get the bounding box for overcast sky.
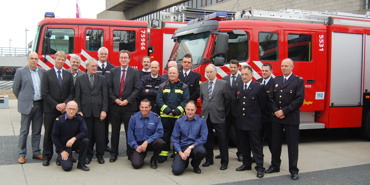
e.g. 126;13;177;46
0;0;105;49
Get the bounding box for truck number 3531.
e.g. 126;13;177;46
319;34;324;51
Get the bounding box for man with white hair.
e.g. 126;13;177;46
66;56;84;85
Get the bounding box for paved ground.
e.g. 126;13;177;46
1;99;370;185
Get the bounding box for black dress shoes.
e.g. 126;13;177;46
291;173;299;180
257;170;264;178
150;158;158;169
220;164;228;170
86;157;92;164
236;165;251;171
193;167;201;174
77;163;90;171
56;158;61;166
215;154;221;159
97;155;105;164
202;161;214;167
109;155;117;162
42;159;50;166
265;166;280;173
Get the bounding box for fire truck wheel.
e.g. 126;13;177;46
363;111;370;140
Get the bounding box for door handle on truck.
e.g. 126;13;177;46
307;79;315;84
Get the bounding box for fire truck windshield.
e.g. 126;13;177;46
169;32;210;66
32;26;41;52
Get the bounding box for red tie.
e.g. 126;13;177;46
119;69;126;98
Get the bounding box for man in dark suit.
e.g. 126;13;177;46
234;65;266;178
13;52;45;164
96;47;115;152
41;51;74;166
256;63;275;157
75;58;108;164
219;59;243;161
178;54;201;104
66;56;84;85
108;50;141;162
200;64;231;170
265;58;305;180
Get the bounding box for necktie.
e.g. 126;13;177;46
283;78;287;83
184;72;187;79
57;70;62;87
89;74;94;87
244;83;247;90
119;69;126;98
263;80;266;85
208;81;213;99
102;63;106;74
231;75;236;87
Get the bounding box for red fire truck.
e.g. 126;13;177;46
168;9;370;139
31;17;184;73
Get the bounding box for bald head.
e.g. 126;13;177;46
168;67;179;83
151;61;160;76
66;101;78;119
28;52;38;70
281;58;294;77
168;61;177;69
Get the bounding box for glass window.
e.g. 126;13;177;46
86;29;103;51
113;30;136;52
288;34;312;61
259;32;279;61
43;28;74;54
226;32;249;62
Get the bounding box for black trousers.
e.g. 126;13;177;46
161;117;177;154
271;122;299;174
85;117;105;157
130;138;165;169
237;129;265;171
225;113;241;156
110;106;135;157
204;118;229;166
262;119;273;156
104;110;110;147
58;138;89;171
171;145;206;175
43;111;62;161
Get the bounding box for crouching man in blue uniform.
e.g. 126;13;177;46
171;100;208;175
52;101;89;171
127;99;165;169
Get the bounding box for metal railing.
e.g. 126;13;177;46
0;47;29;57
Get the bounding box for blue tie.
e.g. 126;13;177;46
57;70;62;87
208;81;213;99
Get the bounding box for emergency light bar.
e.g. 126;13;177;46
44;12;55;19
188;11;227;25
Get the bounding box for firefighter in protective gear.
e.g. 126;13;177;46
156;67;189;163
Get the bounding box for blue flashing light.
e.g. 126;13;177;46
44;12;55;19
204;12;227;21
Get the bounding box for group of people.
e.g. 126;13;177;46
13;47;304;180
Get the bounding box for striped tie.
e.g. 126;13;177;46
208;81;213;99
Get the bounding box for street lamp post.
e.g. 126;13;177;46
25;28;29;55
9;39;12;55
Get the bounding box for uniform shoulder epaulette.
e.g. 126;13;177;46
56;117;59;121
199;80;202;84
260;83;263;85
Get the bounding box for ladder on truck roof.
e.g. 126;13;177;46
235;8;370;24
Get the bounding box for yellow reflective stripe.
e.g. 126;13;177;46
163;89;170;93
159;151;169;156
160;114;181;118
161;105;168;112
177;106;184;114
175;89;183;94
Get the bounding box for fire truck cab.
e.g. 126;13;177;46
168;9;370;138
32;17;184;73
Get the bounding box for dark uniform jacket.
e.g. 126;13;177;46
156;80;190;118
139;70;151;79
96;60;115;84
223;74;242;117
269;74;305;125
42;69;74;114
235;81;267;130
52;114;88;153
178;71;202;102
256;77;275;123
75;73;108;118
140;75;166;103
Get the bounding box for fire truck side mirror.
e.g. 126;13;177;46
214;56;225;66
232;29;246;36
214;33;229;57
